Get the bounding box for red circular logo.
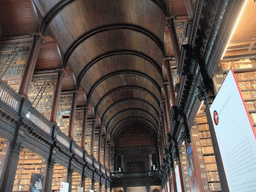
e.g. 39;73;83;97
213;110;219;125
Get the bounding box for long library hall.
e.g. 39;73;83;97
0;0;256;192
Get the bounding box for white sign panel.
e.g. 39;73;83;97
78;186;83;192
59;181;69;192
210;69;256;191
175;165;182;192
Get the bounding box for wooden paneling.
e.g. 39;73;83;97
36;40;61;70
81;73;161;107
96;88;160;118
61;67;76;91
107;110;158;132
0;0;38;37
68;30;164;78
165;27;174;57
44;0;165;53
168;0;188;17
33;0;62;17
102;100;159;126
80;54;162;92
110;118;157;139
230;0;256;42
115;125;157;147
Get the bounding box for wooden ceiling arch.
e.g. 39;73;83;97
101;100;159;126
63;23;165;67
106;109;159;133
4;0;177;149
40;0;75;34
110;117;158;140
39;0;167;37
100;98;159;124
76;50;163;84
85;70;162;104
94;85;161;115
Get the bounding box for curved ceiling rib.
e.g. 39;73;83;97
106;108;159;131
94;85;161;114
40;0;75;34
40;0;167;36
63;23;165;67
85;70;162;103
101;98;160;124
110;117;158;138
102;101;159;127
77;50;162;84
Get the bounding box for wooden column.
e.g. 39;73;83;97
146;185;150;192
98;128;102;162
105;179;108;192
50;69;65;124
99;176;102;192
91;172;95;191
44;154;55;192
81;107;88;149
81;167;86;192
161;101;168;136
90;120;96;156
0;143;23;192
167;19;181;65
108;145;112;170
67;164;73;192
171;169;178;192
183;0;194;19
68;91;78;138
103;137;106;167
163;83;172;132
164;59;176;105
19;34;43;98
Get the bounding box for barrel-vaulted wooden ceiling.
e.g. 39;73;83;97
0;0;188;142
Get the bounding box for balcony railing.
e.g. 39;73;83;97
0;79;109;176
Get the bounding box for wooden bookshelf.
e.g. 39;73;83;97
94;181;99;192
84;177;92;192
72;172;81;192
28;75;57;120
100;139;104;165
84;121;93;154
94;132;99;158
13;149;46;192
57;95;72;136
74;111;83;146
0;39;32;92
51;164;67;191
195;106;221;192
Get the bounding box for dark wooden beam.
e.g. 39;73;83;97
110;116;158;138
86;70;162;104
77;50;163;84
40;0;76;34
94;85;161;114
40;0;167;36
101;98;160;125
63;23;165;67
106;108;159;132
